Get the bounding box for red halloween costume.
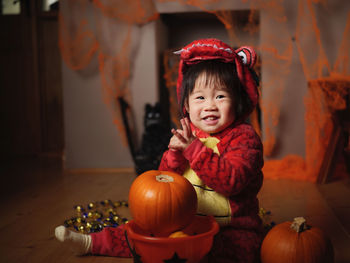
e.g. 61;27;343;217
159;122;264;263
90;39;264;263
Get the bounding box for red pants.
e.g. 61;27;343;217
91;224;262;263
91;224;132;258
208;226;262;263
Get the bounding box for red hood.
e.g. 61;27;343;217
175;38;259;121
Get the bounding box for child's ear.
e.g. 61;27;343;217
184;102;189;114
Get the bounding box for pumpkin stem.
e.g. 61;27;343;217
290;217;308;233
156;174;174;183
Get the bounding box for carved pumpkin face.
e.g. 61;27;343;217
128;170;197;236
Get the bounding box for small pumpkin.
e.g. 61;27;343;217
128;170;197;236
169;231;189;238
260;217;334;263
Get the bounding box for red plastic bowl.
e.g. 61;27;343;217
125;216;219;263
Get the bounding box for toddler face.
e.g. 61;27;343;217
185;72;235;134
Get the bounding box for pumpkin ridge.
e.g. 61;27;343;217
304;228;330;262
167;180;175;229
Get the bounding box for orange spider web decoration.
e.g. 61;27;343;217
58;0;350;182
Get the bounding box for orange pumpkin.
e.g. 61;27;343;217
169;231;189;238
261;217;334;263
128;170;197;236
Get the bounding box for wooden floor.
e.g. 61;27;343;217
1;156;350;263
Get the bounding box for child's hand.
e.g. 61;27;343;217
168;118;196;152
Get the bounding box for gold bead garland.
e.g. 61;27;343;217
63;199;129;234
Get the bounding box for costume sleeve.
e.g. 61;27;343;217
158;149;188;175
182;125;263;197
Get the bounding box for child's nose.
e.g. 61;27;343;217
204;99;218;111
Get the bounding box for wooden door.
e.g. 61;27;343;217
0;0;63;157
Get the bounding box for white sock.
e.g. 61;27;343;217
55;225;92;255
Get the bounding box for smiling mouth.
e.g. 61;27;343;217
203;116;218;120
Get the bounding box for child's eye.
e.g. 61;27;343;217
216;95;225;99
196;96;205;100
